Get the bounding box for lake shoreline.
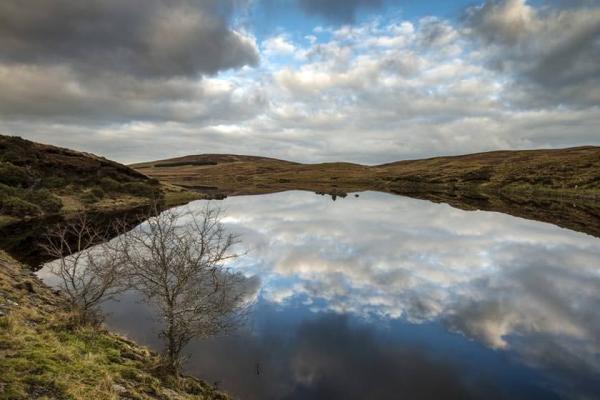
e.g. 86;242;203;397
0;249;231;399
2;138;599;398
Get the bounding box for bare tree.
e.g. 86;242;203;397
116;204;247;375
41;215;127;326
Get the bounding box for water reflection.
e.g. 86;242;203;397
38;191;600;399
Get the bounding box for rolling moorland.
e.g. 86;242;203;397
132;147;600;198
133;146;600;237
0;135;599;399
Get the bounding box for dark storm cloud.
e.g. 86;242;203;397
0;0;262;123
297;0;384;23
0;65;267;123
0;0;258;78
465;0;600;107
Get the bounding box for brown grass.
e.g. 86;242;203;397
132;147;600;199
132;147;600;238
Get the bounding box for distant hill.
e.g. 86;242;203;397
132;154;301;168
132;147;600;198
378;146;600;192
0;135;162;223
133;147;600;238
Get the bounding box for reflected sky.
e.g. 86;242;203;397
38;191;600;399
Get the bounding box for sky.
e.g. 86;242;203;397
0;0;598;164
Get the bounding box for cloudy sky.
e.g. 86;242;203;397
0;0;598;164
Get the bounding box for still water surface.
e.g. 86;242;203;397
39;191;600;399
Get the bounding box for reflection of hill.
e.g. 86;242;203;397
134;147;600;239
0;206;151;269
390;187;600;239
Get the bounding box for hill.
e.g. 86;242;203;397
132;154;375;197
377;146;600;195
132;147;600;199
133;147;600;238
0;135;197;225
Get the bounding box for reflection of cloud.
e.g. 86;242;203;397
181;312;559;400
38;191;599;398
285;315;478;400
208;191;600;383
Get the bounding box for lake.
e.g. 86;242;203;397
38;191;600;399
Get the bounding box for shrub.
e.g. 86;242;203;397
0;162;31;187
81;191;100;204
0;149;24;164
25;189;63;213
1;196;42;216
90;187;105;199
462;168;493;182
99;177;121;193
0;183;17;198
121;182;160;198
43;176;67;189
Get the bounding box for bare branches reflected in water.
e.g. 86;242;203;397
116;204;250;374
41;214;127;326
41;204;255;376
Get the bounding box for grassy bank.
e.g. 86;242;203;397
0;251;229;400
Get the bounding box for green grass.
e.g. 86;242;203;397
162;185;204;207
0;251;229;400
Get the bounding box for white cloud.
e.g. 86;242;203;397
263;35;298;56
0;1;598;164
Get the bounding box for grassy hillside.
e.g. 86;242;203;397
378;146;600;196
133;147;600;238
0;138;222;399
132;147;600;199
131;155;377;197
0;135;199;225
0;250;229;400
